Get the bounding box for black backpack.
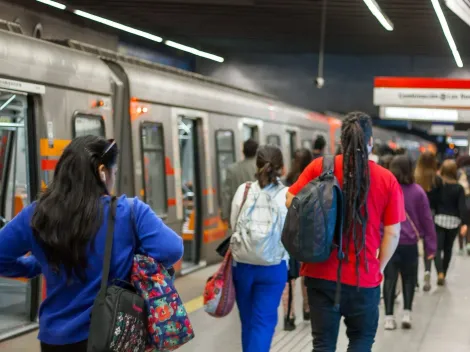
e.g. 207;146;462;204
281;156;344;305
87;197;147;352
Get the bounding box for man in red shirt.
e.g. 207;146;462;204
286;112;405;351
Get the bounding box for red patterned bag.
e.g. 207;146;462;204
203;250;236;317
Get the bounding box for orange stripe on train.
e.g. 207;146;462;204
39;139;71;157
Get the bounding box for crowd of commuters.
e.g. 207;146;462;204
0;112;467;352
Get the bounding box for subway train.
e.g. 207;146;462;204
0;26;434;280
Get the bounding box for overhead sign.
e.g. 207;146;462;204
374;88;470;107
374;77;470;108
0;77;46;94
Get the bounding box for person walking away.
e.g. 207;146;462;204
415;151;441;292
286;112;405;351
432;159;468;286
312;135;326;160
383;155;437;330
0;136;183;352
456;155;470;255
230;145;288;352
222;138;259;223
282;148;312;331
378;153;403;303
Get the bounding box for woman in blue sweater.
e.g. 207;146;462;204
0;136;183;352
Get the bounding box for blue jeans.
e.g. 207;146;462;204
306;278;380;352
233;261;287;352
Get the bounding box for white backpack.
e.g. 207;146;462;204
230;182;287;266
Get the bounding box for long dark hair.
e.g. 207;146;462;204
285;148;313;186
31;136;118;280
390;155;414;185
255;145;284;188
341;112;372;278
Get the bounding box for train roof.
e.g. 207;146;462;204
0;28;112;95
52;39;331;127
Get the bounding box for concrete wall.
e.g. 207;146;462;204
0;0;118;50
197;54;470;116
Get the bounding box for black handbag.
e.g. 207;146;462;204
87;197;147;352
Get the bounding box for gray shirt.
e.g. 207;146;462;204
221;158;257;221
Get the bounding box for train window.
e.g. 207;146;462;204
302;139;313;150
266;134;281;147
243;124;259;142
287;131;297;160
73;114;105;137
215;130;236;205
140;122;167;216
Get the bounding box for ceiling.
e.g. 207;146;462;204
16;0;470;58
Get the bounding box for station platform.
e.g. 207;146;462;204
2;251;470;352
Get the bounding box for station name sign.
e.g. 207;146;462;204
0;77;46;94
373;77;470;108
374;88;470;107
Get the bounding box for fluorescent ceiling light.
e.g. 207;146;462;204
74;10;162;43
36;0;66;10
165;40;224;63
363;0;394;31
382;106;459;122
431;0;463;67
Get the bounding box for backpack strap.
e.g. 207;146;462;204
234;183;252;232
321;155;335;174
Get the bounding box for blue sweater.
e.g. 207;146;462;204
0;195;184;345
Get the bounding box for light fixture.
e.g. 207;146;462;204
446;0;470;27
73;10;162;43
165;40;224;63
431;0;463;67
36;0;66;10
363;0;394;31
382;106;459;122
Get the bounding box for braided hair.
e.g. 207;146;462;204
340;112;372;283
256;145;284;188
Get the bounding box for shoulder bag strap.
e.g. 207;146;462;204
98;196;117;302
406;211;420;239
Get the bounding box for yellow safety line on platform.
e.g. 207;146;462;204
184;295;204;314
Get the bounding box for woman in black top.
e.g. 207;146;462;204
431;160;468;286
282;148;312;331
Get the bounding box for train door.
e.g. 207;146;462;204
0;90;39;336
177;115;205;272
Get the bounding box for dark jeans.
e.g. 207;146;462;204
305;278;380;352
383;244;418;315
41;341;87;352
424;225;459;276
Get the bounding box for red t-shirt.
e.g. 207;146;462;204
288;155;405;288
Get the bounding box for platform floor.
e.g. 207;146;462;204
2;251;470;351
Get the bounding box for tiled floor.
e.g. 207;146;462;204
3;252;470;351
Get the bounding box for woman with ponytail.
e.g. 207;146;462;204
0;136;183;351
287;112;405;351
230;145;289;352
